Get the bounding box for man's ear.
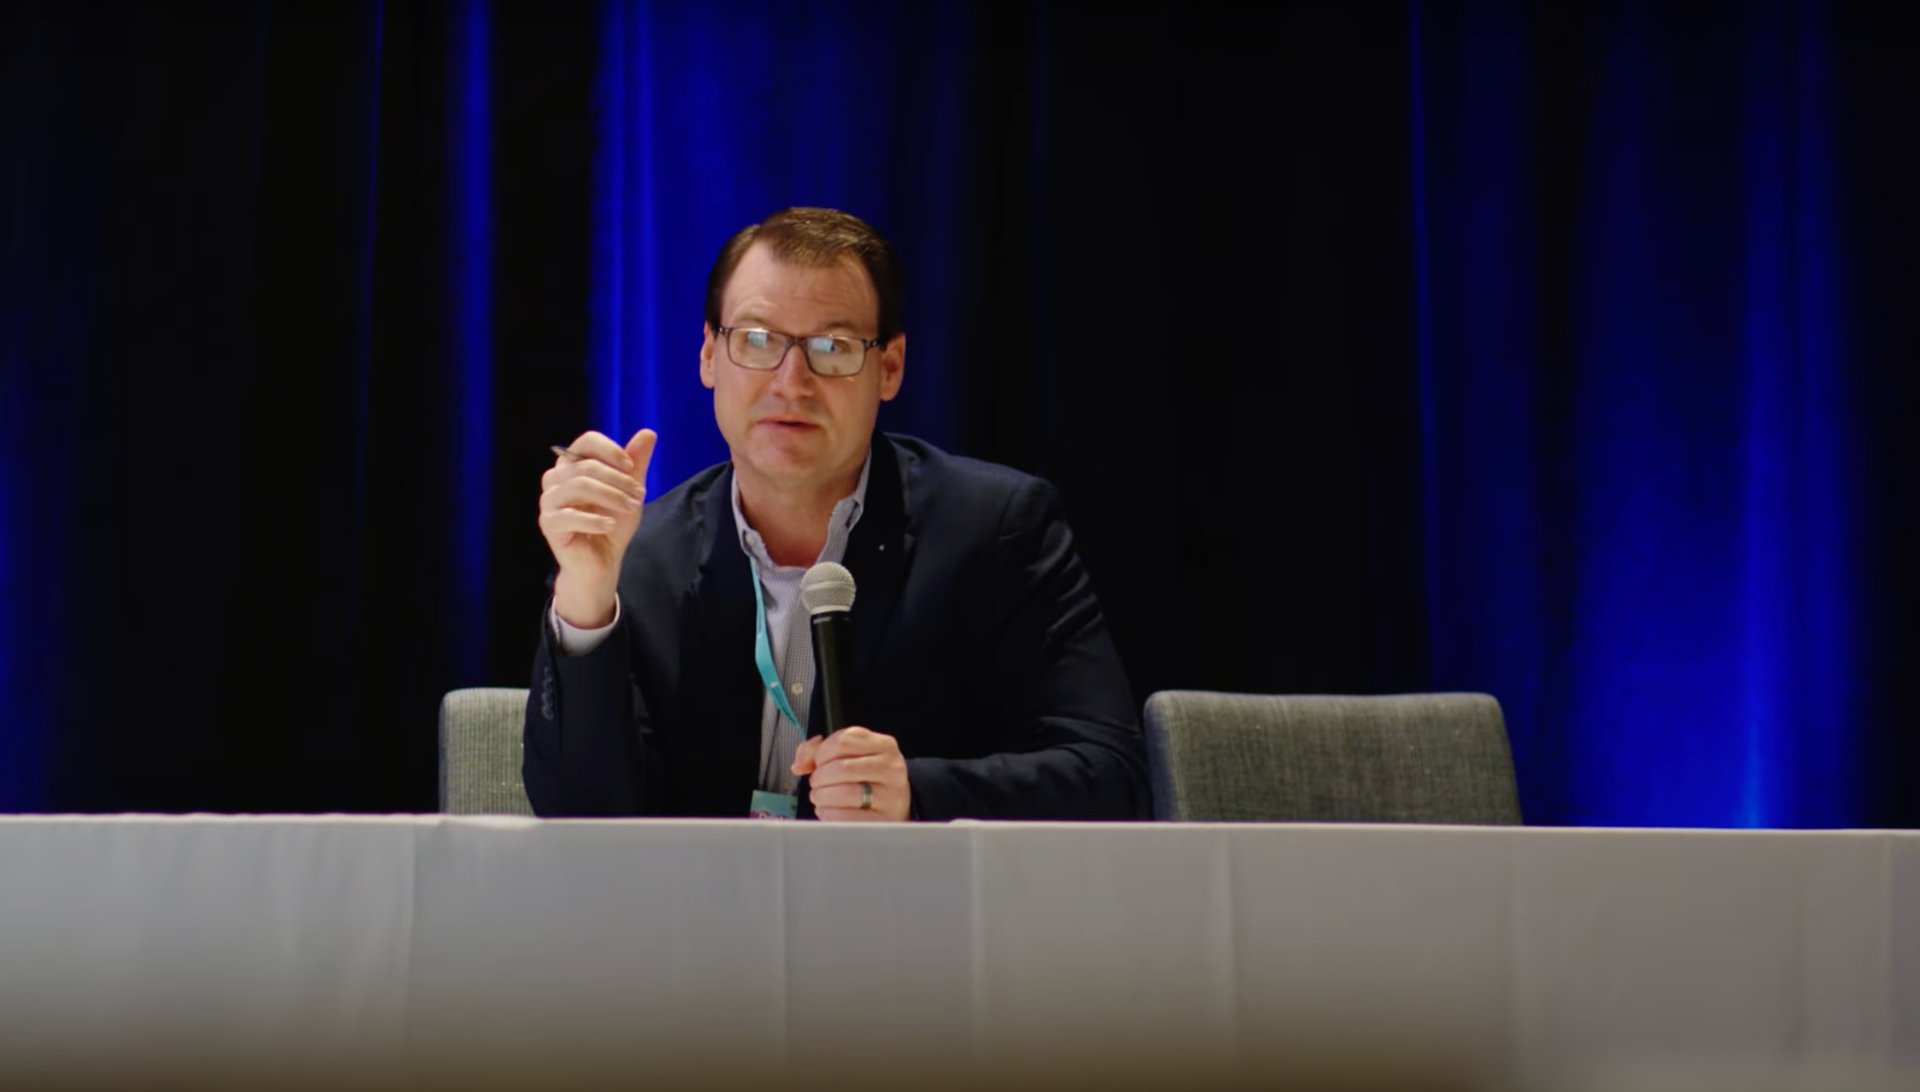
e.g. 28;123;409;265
878;333;905;402
700;323;717;389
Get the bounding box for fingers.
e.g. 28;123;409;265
787;729;890;779
539;431;654;618
793;727;909;820
807;725;892;768
810;772;909;822
541;473;642;518
813;807;892;823
802;751;897;788
540;431;651;552
539;508;616;539
543;454;647;506
791;726;891;778
557;430;635;470
801;726;909;821
810;780;885;809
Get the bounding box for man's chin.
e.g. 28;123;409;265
740;433;838;483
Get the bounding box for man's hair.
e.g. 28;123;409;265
704;207;904;341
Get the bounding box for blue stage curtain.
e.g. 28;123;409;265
1;1;1913;822
1411;0;1864;825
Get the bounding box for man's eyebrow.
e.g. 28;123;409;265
729;312;867;334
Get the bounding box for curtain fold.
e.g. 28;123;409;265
1;1;1912;825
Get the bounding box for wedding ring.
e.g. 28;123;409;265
859;782;873;810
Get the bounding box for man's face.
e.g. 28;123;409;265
700;242;905;500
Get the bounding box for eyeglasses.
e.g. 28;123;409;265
716;325;884;378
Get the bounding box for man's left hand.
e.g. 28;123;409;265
792;726;911;822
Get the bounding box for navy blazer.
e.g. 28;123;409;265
523;434;1148;820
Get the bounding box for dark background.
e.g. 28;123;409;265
2;0;1913;825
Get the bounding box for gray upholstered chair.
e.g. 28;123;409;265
438;687;535;815
1143;691;1522;824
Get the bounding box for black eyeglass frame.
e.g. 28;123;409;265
715;325;887;378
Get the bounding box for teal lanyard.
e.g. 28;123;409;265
750;557;805;731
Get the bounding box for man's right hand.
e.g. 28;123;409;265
538;428;657;629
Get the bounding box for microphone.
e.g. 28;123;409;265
800;562;856;739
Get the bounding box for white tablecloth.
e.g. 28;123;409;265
2;817;1914;1084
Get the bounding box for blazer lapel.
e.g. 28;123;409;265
840;436;916;709
679;466;764;814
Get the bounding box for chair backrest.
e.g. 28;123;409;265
1143;691;1522;824
438;687;535;815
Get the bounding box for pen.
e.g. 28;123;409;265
549;444;583;462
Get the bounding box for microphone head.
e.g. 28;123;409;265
800;561;857;616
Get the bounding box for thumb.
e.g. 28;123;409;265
624;428;657;481
791;736;820;775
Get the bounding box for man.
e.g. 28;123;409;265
526;207;1145;820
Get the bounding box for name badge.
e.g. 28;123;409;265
749;790;798;820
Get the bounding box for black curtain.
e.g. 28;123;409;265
3;1;1914;824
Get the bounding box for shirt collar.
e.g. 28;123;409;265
731;454;872;567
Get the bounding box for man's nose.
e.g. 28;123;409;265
766;342;817;396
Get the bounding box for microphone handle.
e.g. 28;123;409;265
810;610;852;738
